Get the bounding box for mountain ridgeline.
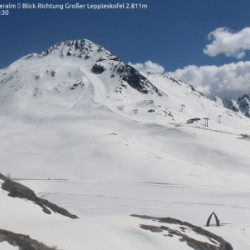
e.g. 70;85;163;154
25;39;163;96
223;94;250;118
0;39;249;127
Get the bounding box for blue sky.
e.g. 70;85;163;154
1;0;250;97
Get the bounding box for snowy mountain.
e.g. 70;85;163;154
0;39;250;249
223;94;250;118
0;39;163;119
0;38;249;179
1;39;249;127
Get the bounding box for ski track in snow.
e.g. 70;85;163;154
0;39;250;249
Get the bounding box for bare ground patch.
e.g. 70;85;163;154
132;214;233;250
0;173;78;219
0;228;58;250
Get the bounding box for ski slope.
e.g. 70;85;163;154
0;39;250;249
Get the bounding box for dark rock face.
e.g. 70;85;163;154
132;215;233;250
0;173;78;219
115;65;163;96
91;64;106;74
190;85;196;91
36;39;118;62
38;39;93;58
223;98;239;113
240;134;250;140
223;94;250;118
70;81;84;90
237;94;250;117
118;65;149;94
148;109;155;113
0;229;55;250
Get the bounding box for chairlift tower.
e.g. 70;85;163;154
204;117;209;127
180;104;185;112
218;115;222;123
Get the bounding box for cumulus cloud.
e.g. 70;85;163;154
129;60;165;73
169;61;250;98
204;27;250;59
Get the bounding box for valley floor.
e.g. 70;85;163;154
1;179;247;250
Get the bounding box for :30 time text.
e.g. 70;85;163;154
0;10;9;15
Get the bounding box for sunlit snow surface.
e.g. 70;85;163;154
0;40;250;249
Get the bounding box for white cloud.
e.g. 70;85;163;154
169;61;250;98
204;27;250;59
129;60;165;73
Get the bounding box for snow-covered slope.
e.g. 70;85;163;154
0;39;249;181
0;39;163;121
1;175;235;250
0;39;248;126
0;39;250;249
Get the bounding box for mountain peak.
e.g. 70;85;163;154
237;93;250;117
223;93;250;118
22;38;120;63
37;39;107;58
